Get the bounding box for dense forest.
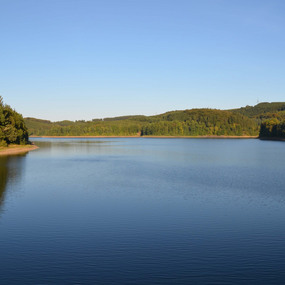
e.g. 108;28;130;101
259;119;285;139
25;108;259;137
24;102;285;139
0;97;29;147
231;102;285;117
232;102;285;139
231;102;285;126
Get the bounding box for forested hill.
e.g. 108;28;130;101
230;102;285;120
0;97;29;146
230;102;285;139
25;108;260;137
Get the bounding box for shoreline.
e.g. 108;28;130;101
259;137;285;142
30;135;258;139
0;144;39;156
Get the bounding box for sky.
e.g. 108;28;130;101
0;0;284;121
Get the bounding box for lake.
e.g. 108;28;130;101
0;138;285;284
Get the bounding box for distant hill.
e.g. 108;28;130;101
25;117;52;126
230;102;285;118
139;108;259;136
24;117;53;135
102;115;148;122
25;108;260;137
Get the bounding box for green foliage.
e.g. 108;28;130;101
141;109;259;136
25;108;260;137
259;119;285;138
25;117;144;136
103;115;148;122
0;96;29;146
231;102;285;118
229;102;285;136
19;101;285;138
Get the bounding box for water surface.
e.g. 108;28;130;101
0;138;285;284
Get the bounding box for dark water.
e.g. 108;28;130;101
0;138;285;284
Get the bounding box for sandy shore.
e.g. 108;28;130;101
30;135;258;139
0;144;39;156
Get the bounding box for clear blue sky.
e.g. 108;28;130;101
0;0;284;121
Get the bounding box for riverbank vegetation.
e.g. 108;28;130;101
259;119;285;139
25;109;259;137
0;100;267;140
0;96;29;147
233;102;285;139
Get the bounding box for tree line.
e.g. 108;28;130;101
259;119;285;138
0;96;29;146
25;108;260;137
2;96;284;140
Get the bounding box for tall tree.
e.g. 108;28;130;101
0;96;29;146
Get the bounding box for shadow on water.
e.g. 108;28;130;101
0;154;27;214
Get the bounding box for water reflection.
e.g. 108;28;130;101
31;139;118;157
1;138;285;284
0;155;26;213
0;157;8;207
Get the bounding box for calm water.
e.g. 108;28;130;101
0;138;285;284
